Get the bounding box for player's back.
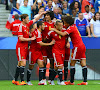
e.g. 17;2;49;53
30;29;42;51
10;20;21;35
66;25;84;47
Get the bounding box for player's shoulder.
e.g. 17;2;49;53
48;30;54;36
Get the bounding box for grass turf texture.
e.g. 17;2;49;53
0;80;100;90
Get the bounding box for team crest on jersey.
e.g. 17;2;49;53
49;26;51;30
59;35;61;39
31;61;34;64
58;62;60;65
71;53;73;57
22;56;24;59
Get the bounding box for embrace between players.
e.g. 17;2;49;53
12;11;87;86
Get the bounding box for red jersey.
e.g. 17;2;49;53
47;28;66;54
10;20;21;35
30;29;42;51
17;20;33;47
65;24;84;47
42;21;54;39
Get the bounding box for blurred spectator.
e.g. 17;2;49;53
69;1;81;17
75;12;91;37
62;1;69;15
68;0;81;8
58;7;62;15
94;0;100;13
45;0;53;11
53;7;62;20
52;0;61;8
90;12;100;37
10;0;16;7
10;14;21;36
19;0;31;20
34;6;44;21
81;0;94;13
32;0;46;17
16;0;33;9
91;7;95;16
83;5;93;22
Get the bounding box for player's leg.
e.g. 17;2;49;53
64;61;68;81
27;65;34;85
27;51;34;85
43;57;47;80
37;59;45;85
64;48;70;82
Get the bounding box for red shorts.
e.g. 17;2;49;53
16;46;28;61
29;50;43;65
41;46;47;57
71;44;86;60
41;46;53;59
65;48;70;61
53;53;65;67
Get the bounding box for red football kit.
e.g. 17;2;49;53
16;20;33;61
41;21;54;58
10;20;21;35
47;29;66;66
65;24;86;60
29;29;43;65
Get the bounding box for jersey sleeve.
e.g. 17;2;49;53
65;26;73;35
9;23;13;31
18;25;23;37
46;31;53;39
27;20;34;28
35;31;42;43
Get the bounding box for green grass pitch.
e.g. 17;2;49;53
0;80;100;90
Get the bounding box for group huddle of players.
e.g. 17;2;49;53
12;11;88;86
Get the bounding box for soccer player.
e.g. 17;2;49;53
10;14;21;36
41;11;55;84
27;21;55;85
12;12;46;85
50;16;87;85
46;20;67;85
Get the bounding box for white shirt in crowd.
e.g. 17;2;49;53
17;0;33;8
83;12;93;20
90;18;100;36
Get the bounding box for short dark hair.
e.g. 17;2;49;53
39;6;44;10
37;21;43;28
44;11;54;20
64;16;74;25
14;14;19;19
91;7;95;10
55;20;62;25
20;14;28;21
85;5;89;8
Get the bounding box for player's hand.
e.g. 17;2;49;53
50;40;55;45
41;11;47;15
30;36;36;40
66;42;70;48
88;34;91;37
50;28;56;31
93;34;97;38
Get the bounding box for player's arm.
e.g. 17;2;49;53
32;11;47;23
39;40;55;46
50;28;67;36
19;36;36;41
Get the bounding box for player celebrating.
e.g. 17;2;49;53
50;16;87;85
46;20;67;85
41;11;55;84
12;12;46;85
27;21;55;85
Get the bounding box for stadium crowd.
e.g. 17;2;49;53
2;0;100;86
